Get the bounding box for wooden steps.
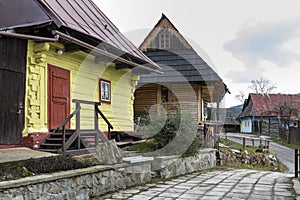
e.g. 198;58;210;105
38;129;105;154
39;129;86;153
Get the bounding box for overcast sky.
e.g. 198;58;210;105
95;0;300;107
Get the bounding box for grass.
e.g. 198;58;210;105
220;138;260;153
124;140;158;153
224;160;287;172
271;137;300;150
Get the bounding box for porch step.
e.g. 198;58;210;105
38;129;104;154
40;143;63;147
46;138;67;141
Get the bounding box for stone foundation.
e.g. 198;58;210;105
0;149;216;200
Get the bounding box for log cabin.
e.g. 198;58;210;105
134;14;229;126
0;0;160;153
239;93;300;137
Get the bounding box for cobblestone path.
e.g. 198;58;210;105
98;169;296;200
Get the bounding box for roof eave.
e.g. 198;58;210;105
52;31;163;74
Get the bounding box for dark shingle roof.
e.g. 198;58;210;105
138;49;223;84
209;108;242;125
224;108;243;125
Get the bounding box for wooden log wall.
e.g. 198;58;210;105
134;84;158;114
134;83;201;122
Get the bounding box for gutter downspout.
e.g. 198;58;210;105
0;31;59;42
52;30;163;74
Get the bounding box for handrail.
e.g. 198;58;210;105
52;99;113;153
96;107;114;129
57;106;81;129
72;99;101;106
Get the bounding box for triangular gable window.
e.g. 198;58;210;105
159;29;170;49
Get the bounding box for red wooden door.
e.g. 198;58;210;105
48;65;70;129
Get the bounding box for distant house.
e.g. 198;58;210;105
0;0;160;151
238;93;300;136
134;14;229;124
208;107;242;133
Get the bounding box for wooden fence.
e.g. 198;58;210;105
225;135;271;150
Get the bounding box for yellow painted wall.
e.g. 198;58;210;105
24;40;137;135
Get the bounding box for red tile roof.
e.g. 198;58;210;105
246;93;300;118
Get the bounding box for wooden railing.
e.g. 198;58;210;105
96;107;113;139
54;99;113;153
55;106;81;152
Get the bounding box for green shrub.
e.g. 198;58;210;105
138;109;200;156
182;134;202;157
151;111;181;148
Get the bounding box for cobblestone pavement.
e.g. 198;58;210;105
98;169;298;200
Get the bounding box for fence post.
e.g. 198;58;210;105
296;149;299;178
259;139;262;148
252;139;254;147
243;137;246;149
76;102;81;150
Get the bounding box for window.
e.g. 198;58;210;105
99;79;111;104
159;29;170;49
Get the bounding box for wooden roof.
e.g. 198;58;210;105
239;93;300;119
0;0;159;71
209;107;242;125
137;49;223;83
137;14;229;100
139;14;191;52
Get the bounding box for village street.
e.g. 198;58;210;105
226;132;294;173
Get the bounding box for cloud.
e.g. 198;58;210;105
224;18;300;82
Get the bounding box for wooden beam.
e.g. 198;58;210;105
115;62;132;70
157;84;161;114
198;85;202;123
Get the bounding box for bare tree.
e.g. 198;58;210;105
271;97;299;142
235;90;246;104
248;77;277;95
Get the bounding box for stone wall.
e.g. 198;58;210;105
152;148;216;179
0;163;151;200
0;149;216;200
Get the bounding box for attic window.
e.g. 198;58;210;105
159;29;170;49
99;79;111;104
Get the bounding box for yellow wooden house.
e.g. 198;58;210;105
0;0;160;153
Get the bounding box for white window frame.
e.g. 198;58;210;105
100;79;111;104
